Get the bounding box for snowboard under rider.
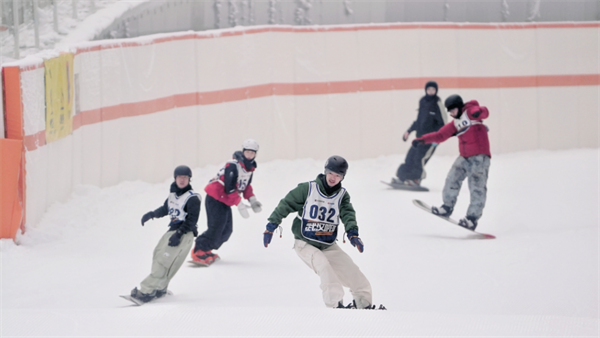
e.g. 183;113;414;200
190;139;262;266
131;165;201;303
412;94;491;230
263;156;384;310
395;80;447;187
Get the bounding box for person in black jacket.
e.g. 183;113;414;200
127;165;201;303
394;81;447;187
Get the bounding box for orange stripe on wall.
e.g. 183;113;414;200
23;73;600;151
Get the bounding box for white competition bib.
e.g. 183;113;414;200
211;161;253;192
168;190;200;223
300;181;346;245
454;113;472;136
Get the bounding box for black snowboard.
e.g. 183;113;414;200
381;180;429;192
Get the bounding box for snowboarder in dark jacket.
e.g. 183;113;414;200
128;165;201;303
395;80;447;187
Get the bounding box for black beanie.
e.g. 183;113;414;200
425;80;438;94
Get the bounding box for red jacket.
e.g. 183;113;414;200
417;100;491;158
205;153;256;207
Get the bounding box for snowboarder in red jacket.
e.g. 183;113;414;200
412;95;491;230
190;139;262;266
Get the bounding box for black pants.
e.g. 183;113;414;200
397;143;436;181
194;195;233;252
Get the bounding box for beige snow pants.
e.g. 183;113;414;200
140;230;194;294
294;239;372;308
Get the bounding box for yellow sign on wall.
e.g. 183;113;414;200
45;53;74;143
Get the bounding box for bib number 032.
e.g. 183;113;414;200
309;205;336;223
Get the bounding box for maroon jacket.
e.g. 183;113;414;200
417;100;491;158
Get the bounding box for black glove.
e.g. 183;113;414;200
168;230;184;247
471;110;481;118
141;211;154;225
263;222;279;248
412;139;425;148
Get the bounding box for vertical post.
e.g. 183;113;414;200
53;0;58;32
32;0;39;49
12;0;19;59
2;66;26;240
72;0;76;19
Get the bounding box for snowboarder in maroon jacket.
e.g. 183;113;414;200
190;139;262;266
412;95;491;230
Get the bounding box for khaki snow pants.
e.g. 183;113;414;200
140;230;194;294
294;240;372;308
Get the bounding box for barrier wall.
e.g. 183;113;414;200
6;22;600;228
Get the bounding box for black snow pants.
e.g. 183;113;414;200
194;195;233;252
397;143;437;181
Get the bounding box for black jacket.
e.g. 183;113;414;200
408;95;446;137
153;182;201;236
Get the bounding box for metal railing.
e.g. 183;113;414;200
96;0;600;42
1;0;96;59
2;0;600;60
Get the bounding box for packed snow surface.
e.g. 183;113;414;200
1;149;598;336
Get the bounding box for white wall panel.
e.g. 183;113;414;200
418;28;459;77
80;123;103;187
380;28;423;78
294;95;330;160
323;30;360;82
293;31;330;83
20;67;46;136
263;31;296;84
44;137;74;208
100;47;124;108
357;91;395;159
327;93;362;160
537;28;600;75
75;51;101;112
268;95;297;160
492;27;537;76
539;87;579;150
17;23;600;228
25;148;48;226
196;36;227;93
577;86;599;148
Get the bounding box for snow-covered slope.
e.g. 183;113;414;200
2;149;598;336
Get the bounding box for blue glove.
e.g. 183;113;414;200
264;222;279;248
168;230;184;247
141;211;154;225
347;230;364;253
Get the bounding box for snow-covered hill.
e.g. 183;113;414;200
2;149;598;336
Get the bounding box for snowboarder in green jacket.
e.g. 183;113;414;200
263;155;377;309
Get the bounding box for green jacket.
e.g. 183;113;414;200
267;174;359;250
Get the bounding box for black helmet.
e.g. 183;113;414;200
324;155;348;176
445;94;464;116
173;165;192;179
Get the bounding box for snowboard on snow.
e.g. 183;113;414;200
412;199;495;239
119;290;173;306
381;180;429;192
